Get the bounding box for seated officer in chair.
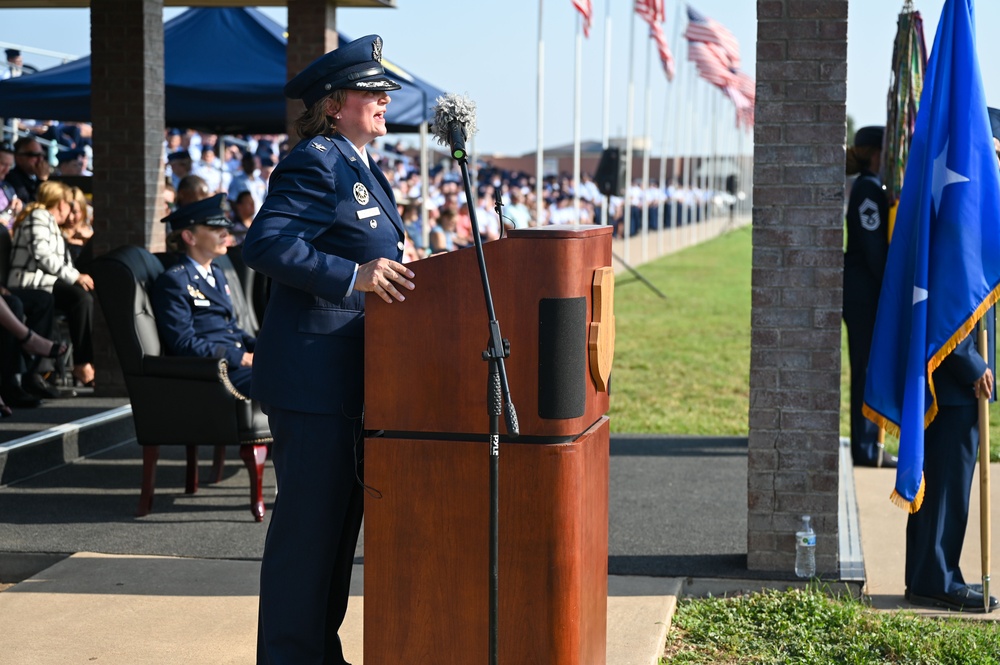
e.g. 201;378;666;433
151;193;254;395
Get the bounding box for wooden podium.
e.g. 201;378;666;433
364;225;614;664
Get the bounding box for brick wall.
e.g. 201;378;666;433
748;0;848;574
90;0;165;394
286;0;340;141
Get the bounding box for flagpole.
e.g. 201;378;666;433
683;62;696;248
601;0;612;226
641;33;653;262
573;13;583;220
978;320;993;612
536;0;545;226
671;2;686;252
624;5;636;264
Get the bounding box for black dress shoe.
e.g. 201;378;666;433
909;586;999;612
23;373;62;399
0;384;42;408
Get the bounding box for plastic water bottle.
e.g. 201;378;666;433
795;515;816;578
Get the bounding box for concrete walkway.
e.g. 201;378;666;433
0;553;681;665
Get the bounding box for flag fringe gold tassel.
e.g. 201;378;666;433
889;474;926;513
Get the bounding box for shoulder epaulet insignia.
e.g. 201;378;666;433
310;141;328;153
168;264;185;273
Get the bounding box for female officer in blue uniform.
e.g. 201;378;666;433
843;126;895;467
241;35;415;664
152;193;254;396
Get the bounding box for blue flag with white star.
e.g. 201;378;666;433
863;0;1000;512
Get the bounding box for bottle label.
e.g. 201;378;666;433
800;534;816;546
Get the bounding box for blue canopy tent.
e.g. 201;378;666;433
0;7;444;135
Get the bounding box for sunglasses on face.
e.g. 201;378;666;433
18;151;44;158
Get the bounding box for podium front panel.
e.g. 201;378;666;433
365;225;613;439
364;416;609;664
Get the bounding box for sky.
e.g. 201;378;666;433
0;1;998;156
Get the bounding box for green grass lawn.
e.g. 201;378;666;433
661;585;1000;664
609;224;1000;462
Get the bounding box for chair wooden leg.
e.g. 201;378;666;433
240;444;268;522
210;445;227;484
185;445;198;494
137;445;159;517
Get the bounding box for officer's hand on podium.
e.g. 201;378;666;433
356;258;415;304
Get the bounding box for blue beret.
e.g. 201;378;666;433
284;34;401;108
162;193;232;232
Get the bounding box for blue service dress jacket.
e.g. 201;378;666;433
151;258;255;369
241;132;404;416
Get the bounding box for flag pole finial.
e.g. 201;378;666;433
903;0;915;12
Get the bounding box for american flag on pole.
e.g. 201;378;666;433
684;4;740;69
573;0;593;38
635;0;675;82
635;0;665;24
684;4;754;127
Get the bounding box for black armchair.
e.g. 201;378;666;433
90;245;272;521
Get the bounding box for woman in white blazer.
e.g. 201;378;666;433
8;180;96;386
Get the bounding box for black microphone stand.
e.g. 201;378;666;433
454;151;519;665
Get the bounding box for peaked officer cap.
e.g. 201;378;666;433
284;34;401;108
854;126;884;149
162;193;232;232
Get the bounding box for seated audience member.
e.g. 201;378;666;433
400;201;426;259
6;136;46;203
167;149;194;190
176;174;211;208
7;180;96;388
54;149;87;177
0;141;23;232
62;187;94;267
151;194;254;395
429;208;458;255
228;152;267;214
229;190;256;246
0;293;67;415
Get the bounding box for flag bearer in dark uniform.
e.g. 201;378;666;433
241;34;415;664
905;313;997;612
844;125;897;467
151;193;254;396
906;110;1000;614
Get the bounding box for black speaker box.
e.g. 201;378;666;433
594;147;625;197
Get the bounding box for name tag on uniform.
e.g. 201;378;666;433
194;299;211;307
356;207;380;220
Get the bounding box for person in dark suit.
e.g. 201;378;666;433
905;318;998;612
241;34;415;664
151;193;254;396
844;125;897;467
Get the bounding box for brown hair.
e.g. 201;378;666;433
165;229;187;253
845;145;879;177
294;89;348;139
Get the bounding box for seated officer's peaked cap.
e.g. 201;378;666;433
284;34;401;108
162;193;233;233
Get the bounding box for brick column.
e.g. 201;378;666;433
286;0;339;142
90;0;165;395
748;0;848;575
